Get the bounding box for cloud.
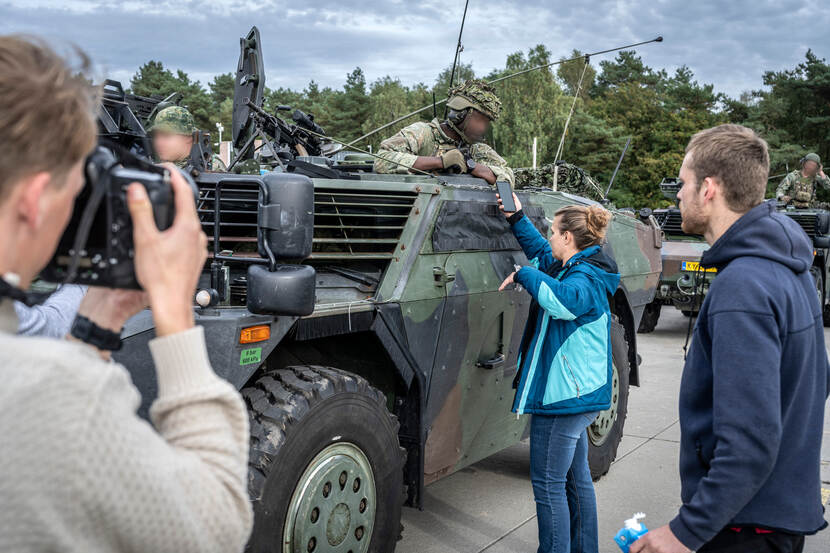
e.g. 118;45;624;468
1;0;827;98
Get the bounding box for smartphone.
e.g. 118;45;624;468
497;181;517;212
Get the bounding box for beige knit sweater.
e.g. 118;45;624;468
0;300;253;552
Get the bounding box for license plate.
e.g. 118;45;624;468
682;261;716;273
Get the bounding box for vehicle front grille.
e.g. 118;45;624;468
655;209;701;238
197;181;417;261
783;212;818;237
312;187;417;260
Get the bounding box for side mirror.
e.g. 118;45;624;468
247;264;316;316
258;172;314;261
814;236;830;249
816;211;830;236
248;171;316;316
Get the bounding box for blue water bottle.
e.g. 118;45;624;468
614;512;648;552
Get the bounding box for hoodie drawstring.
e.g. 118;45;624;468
683;264;705;360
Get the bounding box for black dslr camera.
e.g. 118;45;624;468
42;146;193;289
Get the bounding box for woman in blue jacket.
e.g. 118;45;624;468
498;194;620;553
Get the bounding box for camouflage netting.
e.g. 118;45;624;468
514;161;605;201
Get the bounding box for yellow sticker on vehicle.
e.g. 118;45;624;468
682;261;716;273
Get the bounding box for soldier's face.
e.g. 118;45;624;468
678;153;707;235
153;131;193;163
804;160;819;176
462;110;491;142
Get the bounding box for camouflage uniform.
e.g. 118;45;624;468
374;79;514;185
209;154;228;172
777;153;830;208
147;106;195;135
148;106;225;172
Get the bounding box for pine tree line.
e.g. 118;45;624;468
128;47;830;208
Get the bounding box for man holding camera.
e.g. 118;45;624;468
776;152;830;208
0;36;252;552
373;79;514;185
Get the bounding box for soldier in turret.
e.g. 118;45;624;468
147;106;227;171
776;152;830;208
373;79;514;185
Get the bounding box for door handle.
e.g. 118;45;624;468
433;267;456;286
477;353;505;370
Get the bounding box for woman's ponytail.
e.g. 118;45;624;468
555;204;612;250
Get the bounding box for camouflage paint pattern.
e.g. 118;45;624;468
122;168;661;489
514;162;605;201
373;118;515;185
299;173;661;483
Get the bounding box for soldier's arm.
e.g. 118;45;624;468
471;144;515;186
374;124;432;174
776;174;792;199
817;171;830;189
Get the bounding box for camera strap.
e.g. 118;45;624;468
63;169;109;284
0;276;50;306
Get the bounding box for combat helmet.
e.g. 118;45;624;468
804;152;821;165
446;79;501;121
147;106;196;135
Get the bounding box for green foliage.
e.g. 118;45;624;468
727;49;830;179
128;61;213;131
557;50;595;100
487;45;568;169
126;47;828;208
434;61;476;101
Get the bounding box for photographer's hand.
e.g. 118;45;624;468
128;164;207;337
497;192;522;217
71;287;148;359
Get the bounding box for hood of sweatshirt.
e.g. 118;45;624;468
701;200;813;274
570;245;621;294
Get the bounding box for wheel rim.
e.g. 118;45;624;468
283;442;377;553
815;274;823;306
588;363;619;446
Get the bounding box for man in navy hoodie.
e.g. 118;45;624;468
632;124;829;553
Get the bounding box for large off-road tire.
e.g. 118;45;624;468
587;319;631;481
637;301;661;334
243;366;406;553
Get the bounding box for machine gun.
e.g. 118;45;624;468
243;99;326;160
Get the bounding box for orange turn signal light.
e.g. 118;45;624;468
240;325;270;344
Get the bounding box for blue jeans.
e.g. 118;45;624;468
530;412;600;553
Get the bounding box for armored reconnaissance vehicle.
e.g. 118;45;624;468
111;27;662;553
638;178;713;333
778;204;830;325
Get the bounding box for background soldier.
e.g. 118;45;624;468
776;152;830;207
373;79;514;185
148;106;227;171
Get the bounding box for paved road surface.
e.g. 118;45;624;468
397;309;830;553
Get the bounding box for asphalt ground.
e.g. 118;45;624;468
397;308;830;553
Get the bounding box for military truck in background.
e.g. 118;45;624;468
638;178;714;333
779;204;830;325
107;27;662;553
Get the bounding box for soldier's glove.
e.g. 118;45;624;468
440;149;468;174
780;195;791;205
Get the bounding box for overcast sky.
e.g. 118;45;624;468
2;0;828;99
